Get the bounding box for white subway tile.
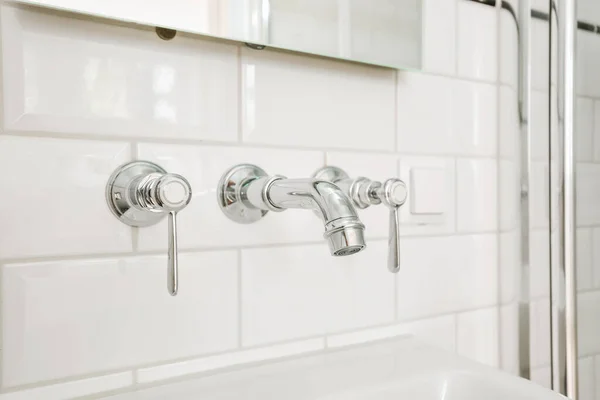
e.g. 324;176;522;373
457;1;498;82
241;241;394;346
399;315;456;353
596;356;600;400
397;72;497;156
325;152;398;239
577;228;594;291
499;303;519;375
137;338;325;384
578;291;600;356
530;90;549;162
0;373;132;400
456;307;499;368
579;357;595;400
530;229;550;299
452;81;498;156
530;299;551;368
327;314;456;353
499;231;520;304
0;136;132;258
456;159;498;233
594;101;600;162
531;20;549;91
240;48;395;150
578;0;600;25
577;30;600;98
397;235;498;320
1;5;238;141
530;366;551;390
136;144;324;251
398;156;456;236
530;162;550;230
577;163;600;227
576;98;594;162
499;10;518;88
550;87;559;158
2;251;238;386
593;228;600;289
421;0;456;75
499;160;519;232
499;86;519;160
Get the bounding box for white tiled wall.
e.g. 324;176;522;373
0;1;512;399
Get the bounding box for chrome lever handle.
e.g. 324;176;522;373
388;207;401;273
167;211;178;295
106;161;192;296
375;179;407;274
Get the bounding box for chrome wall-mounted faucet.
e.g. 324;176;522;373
217;164;366;256
106;161;192;296
313;167;407;273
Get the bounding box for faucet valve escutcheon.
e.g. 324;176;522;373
106;161;192;296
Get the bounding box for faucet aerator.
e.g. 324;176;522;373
325;223;366;257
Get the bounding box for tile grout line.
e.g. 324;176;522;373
0;231;503;265
0;130;509;160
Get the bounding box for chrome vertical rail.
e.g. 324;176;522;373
553;0;578;396
517;0;531;381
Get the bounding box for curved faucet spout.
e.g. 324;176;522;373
243;177;367;256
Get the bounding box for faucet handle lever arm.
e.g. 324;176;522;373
374;179;407;274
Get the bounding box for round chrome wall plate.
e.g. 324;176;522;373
312;166;350;183
106;161;167;227
218;164;269;224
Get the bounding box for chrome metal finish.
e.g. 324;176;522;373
314;166;407;273
553;0;578;396
218;164;366;256
217;164;270;223
517;0;531;382
106;161;192;296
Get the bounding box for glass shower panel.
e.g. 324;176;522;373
497;0;524;379
573;0;600;397
528;0;553;389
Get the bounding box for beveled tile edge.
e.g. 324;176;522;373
136;338;325;384
0;372;132;400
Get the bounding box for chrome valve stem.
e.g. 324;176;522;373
106;161;192;296
313;167;407;273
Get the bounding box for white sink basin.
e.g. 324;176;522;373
103;337;565;399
